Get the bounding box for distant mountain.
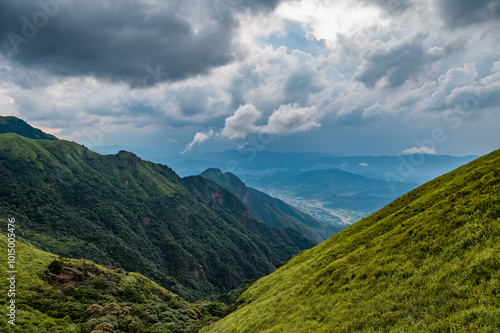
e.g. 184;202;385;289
293;154;479;183
0;115;58;140
204;150;500;332
170;150;477;184
249;168;418;213
0;132;314;301
0;234;224;333
200;168;342;243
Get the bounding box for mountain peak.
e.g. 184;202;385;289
200;168;342;243
200;168;224;176
0;115;58;140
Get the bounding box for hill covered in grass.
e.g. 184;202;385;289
203;150;500;332
0;116;58;140
0;234;227;333
0;132;315;301
200;168;341;243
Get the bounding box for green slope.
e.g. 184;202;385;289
0;234;227;333
203;150;500;332
200;168;342;243
0;133;315;301
0;116;58;140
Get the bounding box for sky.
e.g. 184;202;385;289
0;0;499;158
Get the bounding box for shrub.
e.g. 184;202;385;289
48;260;64;275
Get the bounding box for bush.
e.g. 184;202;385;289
48;260;63;275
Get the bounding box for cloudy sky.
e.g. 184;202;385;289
1;0;499;158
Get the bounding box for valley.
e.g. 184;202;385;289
0;116;497;332
256;188;363;225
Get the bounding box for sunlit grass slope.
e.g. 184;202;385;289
0;234;226;333
203;150;500;332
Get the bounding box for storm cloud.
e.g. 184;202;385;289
0;0;499;158
353;38;443;88
0;0;281;86
361;0;413;15
437;0;500;28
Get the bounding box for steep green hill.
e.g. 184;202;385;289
0;133;314;301
0;116;58;140
200;168;342;242
203;150;500;332
0;234;226;333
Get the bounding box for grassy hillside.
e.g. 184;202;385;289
0;234;227;333
0;133;314;301
203;150;500;332
0;116;58;140
200;168;342;242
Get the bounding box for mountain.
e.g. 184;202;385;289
0;132;315;301
200;168;342;243
249;167;418;214
283;153;478;183
0;116;58;140
0;234;226;333
167;150;476;184
165;151;330;177
203;150;500;332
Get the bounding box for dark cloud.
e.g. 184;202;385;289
0;0;282;86
437;0;500;28
360;0;413;15
353;39;443;88
237;0;282;11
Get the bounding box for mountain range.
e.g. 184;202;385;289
0;116;315;301
248;167;418;213
200;168;342;243
2;116;498;332
155;150;477;184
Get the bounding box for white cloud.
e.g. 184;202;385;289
220;103;321;140
402;146;438;155
275;0;386;44
266;103;321;135
221;104;262;139
1;0;500;157
182;129;215;153
185;103;322;150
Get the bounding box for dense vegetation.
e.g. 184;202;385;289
200;168;341;242
0;131;314;301
0;116;58;140
203;150;500;332
0;234;228;333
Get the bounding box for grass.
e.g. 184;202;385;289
203;149;500;332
